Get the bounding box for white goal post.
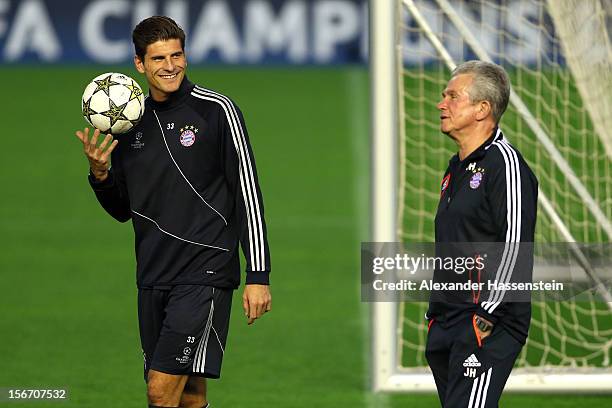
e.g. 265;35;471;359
370;0;612;393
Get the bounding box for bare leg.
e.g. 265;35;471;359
180;376;207;408
147;369;189;407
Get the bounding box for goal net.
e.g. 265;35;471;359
372;0;612;392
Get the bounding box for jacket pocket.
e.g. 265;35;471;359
471;314;483;348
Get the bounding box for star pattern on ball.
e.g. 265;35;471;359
101;98;129;128
93;74;121;97
82;97;97;121
126;80;143;101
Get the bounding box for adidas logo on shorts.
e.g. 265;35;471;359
463;353;481;367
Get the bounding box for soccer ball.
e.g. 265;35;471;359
82;72;145;134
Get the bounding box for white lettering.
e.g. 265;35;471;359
244;0;307;63
80;0;130;63
383;256;395;271
454;1;497;57
402;0;441;64
133;0;155;31
372;257;384;274
164;0;189;34
132;1;190;46
409;255;421;272
4;0;61;61
189;0;241;63
314;0;360;62
464;367;476;378
373;279;382;290
401;0;545;65
506;0;542;63
372;280;417;291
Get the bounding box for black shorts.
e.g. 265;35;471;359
138;285;232;381
425;315;523;407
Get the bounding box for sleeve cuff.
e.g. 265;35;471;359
245;270;270;285
88;169;115;190
476;307;498;325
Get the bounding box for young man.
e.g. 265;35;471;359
75;16;271;408
425;61;538;407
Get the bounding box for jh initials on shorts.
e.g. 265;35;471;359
464;367;477;378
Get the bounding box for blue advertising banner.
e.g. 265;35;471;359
0;0;563;65
0;0;368;64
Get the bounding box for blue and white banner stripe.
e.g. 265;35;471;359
190;86;266;272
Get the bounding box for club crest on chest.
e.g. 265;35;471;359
179;125;198;147
466;163;485;190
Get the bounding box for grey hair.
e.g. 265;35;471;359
451;60;511;123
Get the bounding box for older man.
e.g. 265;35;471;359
425;61;538;408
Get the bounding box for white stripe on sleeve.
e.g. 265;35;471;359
190;87;266;271
481;137;521;313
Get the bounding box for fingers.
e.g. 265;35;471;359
242;293;250;319
265;298;272;313
248;302;259;325
97;134;115;160
82;130;116;158
83;127;90;144
76;128;117;178
243;285;272;325
89;128;100;153
75;127;90;144
92;128;100;142
100;139;119;162
98;134;113;151
256;297;269;317
246;293;271;325
244;292;261;325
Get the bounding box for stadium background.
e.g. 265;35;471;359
0;0;609;407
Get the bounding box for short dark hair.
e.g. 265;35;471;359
132;16;185;60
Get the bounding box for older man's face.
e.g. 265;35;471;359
436;74;479;137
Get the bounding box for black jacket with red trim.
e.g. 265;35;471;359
427;128;538;344
88;77;270;289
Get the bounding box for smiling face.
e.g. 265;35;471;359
134;38;186;102
436;74;479;139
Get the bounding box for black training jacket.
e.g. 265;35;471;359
427;128;538;344
88;77;270;289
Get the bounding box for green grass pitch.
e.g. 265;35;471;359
0;66;609;407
